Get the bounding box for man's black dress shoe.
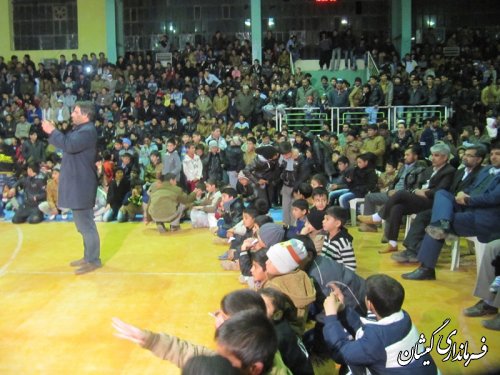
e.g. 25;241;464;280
463;300;498;317
402;266;436;280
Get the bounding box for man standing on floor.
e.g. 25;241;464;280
42;101;101;275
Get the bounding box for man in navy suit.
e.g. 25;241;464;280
403;140;500;280
42;101;101;275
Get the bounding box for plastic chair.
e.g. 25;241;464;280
349;198;365;226
404;214;417;237
450;236;486;273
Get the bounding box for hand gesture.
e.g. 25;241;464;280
111;317;147;346
324;292;344;316
241;237;256;250
41;120;56;135
300;222;315;235
327;282;345;303
324;283;345;316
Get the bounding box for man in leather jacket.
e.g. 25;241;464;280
242;145;280;208
359;146;426;232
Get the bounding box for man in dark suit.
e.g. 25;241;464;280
403;140;500;280
358;143;456;253
392;144;486;263
42;101;101;275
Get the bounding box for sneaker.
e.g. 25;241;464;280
357;215;380;225
463;300;498;317
490;276;500;294
48;214;56;221
391;250;419;263
61;213;68;220
378;244;398;254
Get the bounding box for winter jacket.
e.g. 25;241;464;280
263;270;316;335
346;166;379;198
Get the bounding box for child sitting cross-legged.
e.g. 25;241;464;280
301;187;329;254
214;187;244;243
321;206;356;271
219;206;260;271
117;183;145;222
262;239;317;336
323;274;439;374
218;198;270;261
285;199;309;240
190;178;221;230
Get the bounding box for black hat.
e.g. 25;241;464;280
307;209;326;231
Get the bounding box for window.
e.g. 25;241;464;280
12;0;78;50
222;5;230;19
194;6;201;20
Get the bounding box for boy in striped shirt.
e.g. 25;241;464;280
321;206;356;271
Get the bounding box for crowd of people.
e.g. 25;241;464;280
1;27;500;374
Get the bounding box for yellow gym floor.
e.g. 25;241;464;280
0;221;498;374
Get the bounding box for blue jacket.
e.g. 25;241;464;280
323;308;438;375
463;166;500;242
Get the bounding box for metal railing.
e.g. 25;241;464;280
366;51;380;80
276;105;450;134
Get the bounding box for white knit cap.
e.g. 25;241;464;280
266;239;308;274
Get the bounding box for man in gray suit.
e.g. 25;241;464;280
42;101;101;275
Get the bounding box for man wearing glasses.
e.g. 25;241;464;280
392;144;486;264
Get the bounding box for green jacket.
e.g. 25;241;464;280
148;183;196;222
235;92;255;117
361;135;386;167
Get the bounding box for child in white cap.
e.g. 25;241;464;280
263;239;316;335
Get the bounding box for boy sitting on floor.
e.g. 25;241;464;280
263;239;317;335
321;206;356;271
285;199;309;239
215;187;244;241
301;187;329;253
